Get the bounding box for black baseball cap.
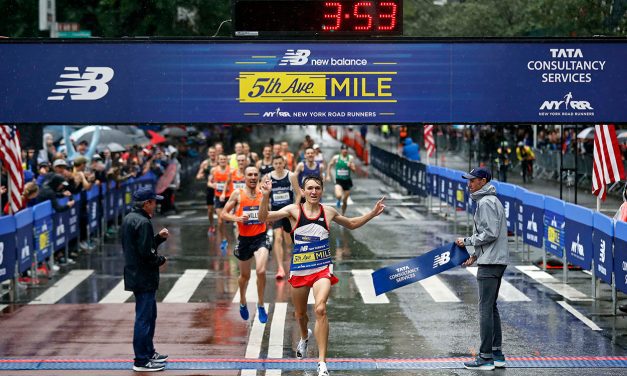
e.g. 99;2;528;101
462;167;492;182
132;187;163;202
340;144;348;150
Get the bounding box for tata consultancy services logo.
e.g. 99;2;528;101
539;92;594;117
279;49;310;66
47;67;114;101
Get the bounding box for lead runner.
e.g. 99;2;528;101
259;174;385;376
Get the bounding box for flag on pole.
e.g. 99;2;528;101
424;124;435;157
0;125;24;213
592;124;625;201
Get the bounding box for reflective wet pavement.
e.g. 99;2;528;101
1;126;626;375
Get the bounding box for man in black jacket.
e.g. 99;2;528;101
121;187;169;372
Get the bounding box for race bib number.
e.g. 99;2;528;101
243;206;261;225
337;169;349;177
234;182;245;190
273;191;290;203
216;182;226;192
291;239;331;271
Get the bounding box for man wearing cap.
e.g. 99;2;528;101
121;187;170;372
455;167;508;371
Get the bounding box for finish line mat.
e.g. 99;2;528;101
1;356;627;370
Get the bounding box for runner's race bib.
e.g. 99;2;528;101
273;191;290;203
291;238;331;271
234;181;245;190
337;169;349;178
216;182;226;192
243;205;261;225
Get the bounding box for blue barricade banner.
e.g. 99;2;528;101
522;191;544;248
371;243;470;296
86;185;100;234
614;221;627;294
454;174;467;211
438;169;448;203
544;197;565;258
290;238;331;271
68;193;80;240
445;170;455;207
33;201;53;260
53;197;69;252
515;186;527;237
123;179;134;213
15;208;34;274
564;204;593;270
427;166;438;198
592;213;614;286
106;182;116;220
0;216;17;282
497;183;517;233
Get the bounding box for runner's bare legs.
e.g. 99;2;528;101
254;247;269;306
313;278;332;362
238;258;252;306
292;285;311;339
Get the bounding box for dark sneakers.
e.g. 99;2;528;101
150;352;169;363
463;356;495;370
493;350;506;368
132;361;165;372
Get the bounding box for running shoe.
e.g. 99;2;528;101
239;304;249;320
317;361;329;376
335;199;341;208
493;350;506;368
150;352;169;363
220;239;228;254
132;361;165;372
463;356;495;370
257;305;268;323
296;329;312;359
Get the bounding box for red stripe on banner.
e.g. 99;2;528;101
424;124;435;157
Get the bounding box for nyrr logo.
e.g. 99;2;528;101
47;67;115;101
263;107;292;118
279;49;310;66
433;251;450;268
527;213;538;232
539;92;593;111
570;234;584;257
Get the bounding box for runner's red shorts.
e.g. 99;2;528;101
288;267;339;288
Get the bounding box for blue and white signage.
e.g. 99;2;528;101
523;191;544;248
68;193;80;240
592;212;614;286
614;221;627;294
0;216;17;282
33;201;53;260
15;208;34;274
1;42;625;123
53;198;69;252
543;197;565;258
564;203;593;270
497;183;517;233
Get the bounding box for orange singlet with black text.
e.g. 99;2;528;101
236;188;267;237
213;166;232;197
231;169;246;191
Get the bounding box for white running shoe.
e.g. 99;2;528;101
317;361;329;376
296;329;312;359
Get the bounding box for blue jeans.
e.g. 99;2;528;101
133;291;157;365
477;265;506;358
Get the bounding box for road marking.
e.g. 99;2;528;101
347;197;354;205
242;303;270;375
389;192;403;200
268;303;287;374
99;280;132;304
466;267;531;302
354;206;370;216
163;269;208;303
351;269;390;304
233;271;258;303
515;265;590;301
394;207;419;220
418;275;460;303
30;270;94;305
557;301;602;331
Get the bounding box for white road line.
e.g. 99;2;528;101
394;207;418;220
515;265;590;301
557;301;602;331
30;270;94;305
99;280;132;304
233;272;259;303
268;303;287;358
163;269;208;303
389;192;403;200
354;206;370;216
242;302;270;376
347;197;354;205
418;275;461;303
265;370;282;376
351;269;390;304
466;267;531;302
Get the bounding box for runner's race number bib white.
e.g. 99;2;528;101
273;191;290;203
291;238;331;271
233;181;245;190
243;206;261;225
337;169;349;177
216;182;226;192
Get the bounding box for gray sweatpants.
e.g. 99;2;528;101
477;264;507;358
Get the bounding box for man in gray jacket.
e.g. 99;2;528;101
455;167;508;371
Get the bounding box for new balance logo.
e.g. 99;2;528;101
279;49;310;66
48;67;114;101
433;251;450;268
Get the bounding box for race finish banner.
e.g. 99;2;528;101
0;40;625;124
371;243;469;296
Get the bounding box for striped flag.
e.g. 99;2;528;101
592;124;625;201
0;125;24;213
424;124;435;157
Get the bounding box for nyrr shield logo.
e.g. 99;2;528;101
47;67;115;101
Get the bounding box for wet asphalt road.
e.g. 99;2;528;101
0;126;626;375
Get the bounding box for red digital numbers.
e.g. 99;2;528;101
322;1;398;32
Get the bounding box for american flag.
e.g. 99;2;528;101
424;124;435;157
592;124;625;201
0;125;24;213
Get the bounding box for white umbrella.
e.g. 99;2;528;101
618;130;627;141
70;126;111;142
576;126;595;139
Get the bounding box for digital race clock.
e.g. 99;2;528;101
233;0;403;37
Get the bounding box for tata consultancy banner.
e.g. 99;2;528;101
0;41;624;123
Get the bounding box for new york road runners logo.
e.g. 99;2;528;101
47;67;115;101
